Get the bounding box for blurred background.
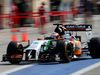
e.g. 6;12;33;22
0;0;100;29
0;1;100;74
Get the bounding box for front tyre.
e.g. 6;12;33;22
9;59;22;64
7;41;23;64
89;37;100;58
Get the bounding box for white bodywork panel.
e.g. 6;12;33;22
26;40;49;60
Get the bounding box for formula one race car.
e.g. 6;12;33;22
2;24;100;64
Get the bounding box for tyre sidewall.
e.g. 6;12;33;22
7;41;23;55
89;37;100;58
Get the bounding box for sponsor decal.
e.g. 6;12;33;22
33;42;38;44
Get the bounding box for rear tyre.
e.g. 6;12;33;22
7;41;23;64
89;37;100;58
62;43;73;63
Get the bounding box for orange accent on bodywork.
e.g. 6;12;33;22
61;26;66;29
11;55;23;58
74;50;82;55
71;41;82;55
37;38;43;40
55;37;65;40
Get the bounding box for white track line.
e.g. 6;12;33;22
0;64;36;75
71;62;100;75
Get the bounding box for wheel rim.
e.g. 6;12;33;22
18;45;23;53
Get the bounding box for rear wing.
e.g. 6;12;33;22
63;24;92;42
63;24;92;31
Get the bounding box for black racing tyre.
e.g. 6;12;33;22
54;40;65;53
7;41;23;55
7;41;24;64
9;59;21;64
61;42;73;63
55;40;73;63
89;37;100;58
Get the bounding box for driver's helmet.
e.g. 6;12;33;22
55;27;65;36
50;32;59;38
